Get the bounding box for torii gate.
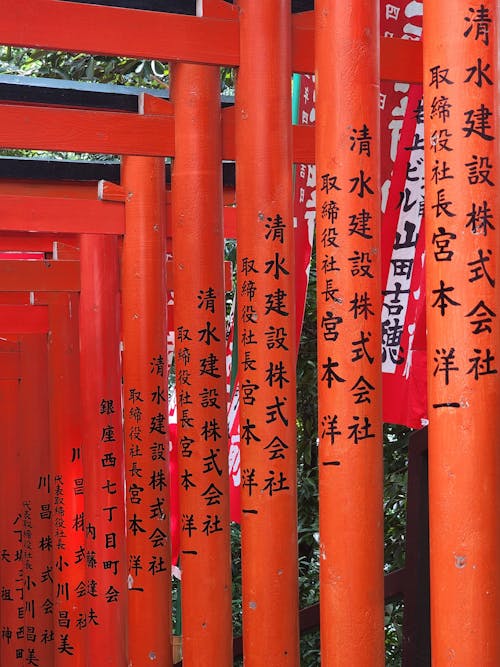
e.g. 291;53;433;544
0;1;497;666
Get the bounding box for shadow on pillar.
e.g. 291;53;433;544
402;427;431;666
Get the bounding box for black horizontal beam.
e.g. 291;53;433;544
0;157;236;188
61;0;197;13
60;0;314;13
0;75;234;113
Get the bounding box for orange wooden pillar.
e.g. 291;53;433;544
424;2;500;663
79;234;128;665
315;1;385;664
121;156;172;666
19;334;53;666
236;2;299;664
170;62;233;665
0;342;22;665
47;295;86;667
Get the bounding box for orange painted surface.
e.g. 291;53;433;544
0;181;98;199
0;259;80;292
121;157;172;667
47;295;86;667
315;1;385;664
0;304;48;333
0;233;75;252
171;62;232;665
0;100;316;165
236;2;299;664
0;101;316;165
0;0;239;68
0;104;175;157
222;105;315;164
79;235;128;666
0;339;22;377
0;193;124;235
0;1;420;81
423;2;500;663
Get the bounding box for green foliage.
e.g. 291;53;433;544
386;599;405;666
221;66;236;95
0;46;235;92
230;523;243;639
384;424;411;574
0;46;168;87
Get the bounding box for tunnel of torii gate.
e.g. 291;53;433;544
0;0;498;666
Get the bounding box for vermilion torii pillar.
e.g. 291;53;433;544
0;344;22;666
171;62;233;666
80;235;128;666
47;295;86;667
424;2;500;663
236;1;300;664
315;0;385;664
19;334;52;667
121;156;172;667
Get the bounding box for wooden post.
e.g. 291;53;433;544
0;342;22;666
170;62;233;665
424;2;500;663
19;334;53;667
122;156;172;666
315;0;385;664
236;2;300;664
47;295;86;667
79;234;128;665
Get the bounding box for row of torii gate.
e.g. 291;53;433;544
0;1;498;666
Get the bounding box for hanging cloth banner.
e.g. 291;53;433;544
380;0;427;428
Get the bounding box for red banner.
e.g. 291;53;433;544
380;0;426;428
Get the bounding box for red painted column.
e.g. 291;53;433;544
424;2;500;663
121;156;172;666
315;1;385;664
170;62;233;665
19;334;53;667
0;342;22;665
236;2;300;664
79;234;128;665
47;295;86;667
